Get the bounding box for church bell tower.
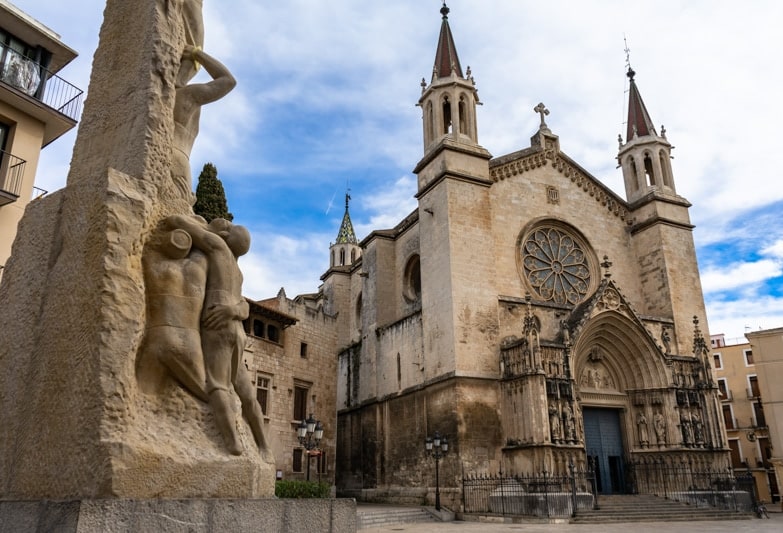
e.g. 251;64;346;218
618;67;677;204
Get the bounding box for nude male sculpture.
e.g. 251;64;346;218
140;224;208;402
167;215;270;457
171;46;236;202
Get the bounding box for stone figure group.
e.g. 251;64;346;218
549;402;577;443
143;214;271;459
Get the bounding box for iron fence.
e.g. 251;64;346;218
0;149;26;198
462;468;596;518
626;457;755;512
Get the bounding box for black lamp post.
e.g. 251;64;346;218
425;431;448;511
297;413;323;481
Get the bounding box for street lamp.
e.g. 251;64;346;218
425;431;448;511
297;413;324;481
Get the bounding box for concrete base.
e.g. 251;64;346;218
0;498;356;533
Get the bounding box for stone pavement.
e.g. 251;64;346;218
359;506;782;532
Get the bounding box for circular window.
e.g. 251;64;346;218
520;224;593;305
403;255;422;302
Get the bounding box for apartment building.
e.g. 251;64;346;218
0;1;81;279
712;333;779;502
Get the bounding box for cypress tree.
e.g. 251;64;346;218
193;162;233;222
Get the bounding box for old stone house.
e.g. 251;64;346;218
317;5;729;506
243;290;339;484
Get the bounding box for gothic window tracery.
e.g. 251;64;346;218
521;224;593;305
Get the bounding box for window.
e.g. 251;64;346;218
722;404;735;429
293;448;303;473
293;384;309;421
744;349;754;366
748;375;760;398
728;439;742;469
267;324;280;343
713;353;722;369
255;373;270;415
753;401;766;428
521;223;593;305
300;342;308;358
717;378;729;400
403;255;421;303
253;319;265;338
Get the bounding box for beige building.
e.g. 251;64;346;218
746;327;783;508
243;289;339;484
0;1;81;279
711;333;778;503
322;5;728;507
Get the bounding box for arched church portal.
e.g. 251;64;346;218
574;310;669;494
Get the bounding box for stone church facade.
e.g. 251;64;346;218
318;6;728;505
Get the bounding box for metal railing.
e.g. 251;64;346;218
462;468;596;518
0;44;83;121
626;457;754;512
0;149;27;198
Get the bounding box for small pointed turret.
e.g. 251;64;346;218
625;68;657;140
336;193;357;245
433;2;463;79
330;193;361;268
417;2;482;151
617;67;676;203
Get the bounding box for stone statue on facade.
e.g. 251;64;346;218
654;410;666;446
563;404;576;442
692;411;704;446
637;411;649;447
680;411;693;446
549;404;562;442
661;326;671;355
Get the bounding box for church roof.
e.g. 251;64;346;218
335;193;358;245
433;2;463;78
625;67;657;140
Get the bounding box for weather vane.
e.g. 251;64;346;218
623;34;632;71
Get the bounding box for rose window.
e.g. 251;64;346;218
522;226;591;305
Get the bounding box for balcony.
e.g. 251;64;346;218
0;43;82;145
0;149;26;206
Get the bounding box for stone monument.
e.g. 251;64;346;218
0;1;355;530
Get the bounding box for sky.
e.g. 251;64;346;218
15;0;783;343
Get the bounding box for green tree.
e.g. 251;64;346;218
193;162;233;222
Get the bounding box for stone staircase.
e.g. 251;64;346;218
571;494;753;523
357;505;440;530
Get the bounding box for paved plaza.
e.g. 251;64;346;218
360;507;782;532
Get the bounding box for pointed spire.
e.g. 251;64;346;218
335;193;357;244
625;68;657;141
433;2;463;79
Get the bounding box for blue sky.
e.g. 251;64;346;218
17;0;783;342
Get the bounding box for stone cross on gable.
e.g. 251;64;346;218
534;102;549;129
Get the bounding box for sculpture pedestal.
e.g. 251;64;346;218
0;499;357;533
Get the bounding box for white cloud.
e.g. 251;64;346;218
706;294;783;343
701;260;782;293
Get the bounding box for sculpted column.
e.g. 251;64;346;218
0;0;273;500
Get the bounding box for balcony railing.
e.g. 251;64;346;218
747;388;761;400
719;389;733;401
0;45;83;122
0;149;27;205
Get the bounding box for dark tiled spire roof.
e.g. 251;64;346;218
626;68;657;140
335;193;357;244
433;2;463;78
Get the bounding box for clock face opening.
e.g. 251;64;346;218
521;224;593;306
